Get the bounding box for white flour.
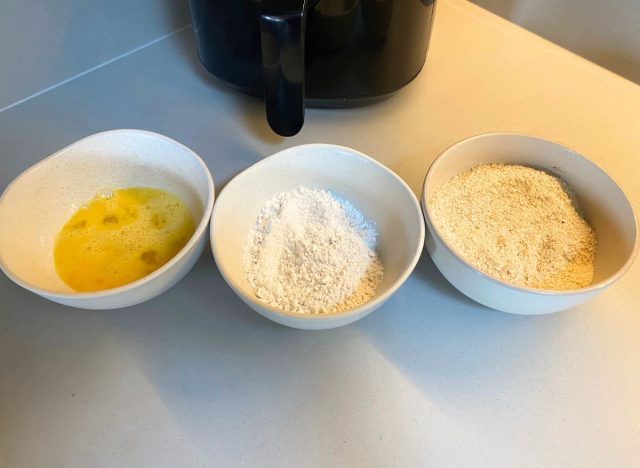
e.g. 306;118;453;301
242;186;384;314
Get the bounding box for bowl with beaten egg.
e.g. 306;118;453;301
0;129;214;309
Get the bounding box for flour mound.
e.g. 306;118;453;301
243;186;384;314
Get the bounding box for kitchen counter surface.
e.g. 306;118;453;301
1;1;639;466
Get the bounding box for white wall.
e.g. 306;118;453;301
472;0;640;84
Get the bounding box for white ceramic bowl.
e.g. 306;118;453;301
0;129;215;309
211;144;425;330
422;133;638;315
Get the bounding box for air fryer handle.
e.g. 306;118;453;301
260;1;306;137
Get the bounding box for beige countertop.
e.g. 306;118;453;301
1;1;639;466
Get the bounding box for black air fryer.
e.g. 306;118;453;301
189;0;436;136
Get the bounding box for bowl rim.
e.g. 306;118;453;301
421;131;639;297
0;128;216;299
210;143;426;321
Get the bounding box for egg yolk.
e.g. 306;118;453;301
54;187;195;292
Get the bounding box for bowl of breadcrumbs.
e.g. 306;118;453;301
422;133;638;315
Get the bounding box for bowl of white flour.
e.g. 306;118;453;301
422;133;638;315
211;144;425;329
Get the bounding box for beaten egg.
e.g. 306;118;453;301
54;187;195;292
